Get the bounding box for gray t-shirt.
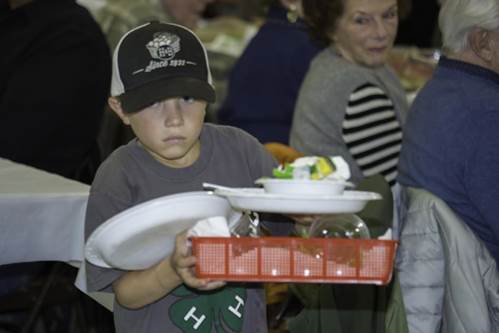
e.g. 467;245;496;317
85;123;276;333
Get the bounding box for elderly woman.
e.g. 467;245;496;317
290;0;409;186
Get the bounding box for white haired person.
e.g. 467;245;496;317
398;0;499;265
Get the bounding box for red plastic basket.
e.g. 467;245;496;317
192;237;398;285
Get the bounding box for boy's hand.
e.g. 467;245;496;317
287;214;321;226
170;230;226;291
287;214;322;238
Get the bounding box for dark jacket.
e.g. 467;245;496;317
217;5;323;144
0;0;111;184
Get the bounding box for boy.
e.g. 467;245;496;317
85;21;278;332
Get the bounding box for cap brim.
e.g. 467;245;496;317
119;77;216;113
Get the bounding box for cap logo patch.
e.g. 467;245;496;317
147;32;180;60
132;31;197;75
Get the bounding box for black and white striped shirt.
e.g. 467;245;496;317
343;83;403;186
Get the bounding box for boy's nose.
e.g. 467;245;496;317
162;100;183;126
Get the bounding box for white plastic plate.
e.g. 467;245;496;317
85;191;241;270
214;188;381;214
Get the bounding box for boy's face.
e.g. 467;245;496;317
112;97;206;168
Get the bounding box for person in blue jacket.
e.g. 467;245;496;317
217;0;324;144
397;0;499;264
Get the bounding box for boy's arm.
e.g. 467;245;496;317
112;230;225;309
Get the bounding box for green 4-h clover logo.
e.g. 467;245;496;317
169;285;247;333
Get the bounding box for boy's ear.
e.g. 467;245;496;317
108;96;131;125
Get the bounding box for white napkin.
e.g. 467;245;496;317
377;228;392;240
187;216;231;238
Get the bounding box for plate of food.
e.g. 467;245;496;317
85;191;241;270
214;188;381;214
256;156;353;196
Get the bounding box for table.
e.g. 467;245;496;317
0;158;113;310
0;158;89;265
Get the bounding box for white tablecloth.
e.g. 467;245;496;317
0;158;89;265
0;158;114;310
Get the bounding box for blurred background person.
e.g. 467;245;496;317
217;0;324;144
92;0;214;51
397;0;499;264
290;0;409;187
0;0;111;185
0;0;112;331
286;1;410;332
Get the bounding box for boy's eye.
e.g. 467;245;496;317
181;96;195;103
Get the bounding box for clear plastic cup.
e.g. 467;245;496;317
308;214;370;239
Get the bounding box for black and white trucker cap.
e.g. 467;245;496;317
111;21;216;113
